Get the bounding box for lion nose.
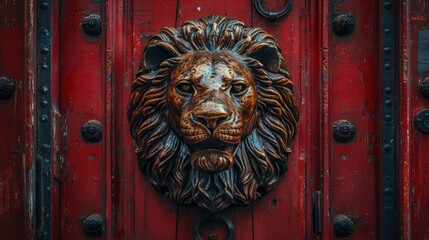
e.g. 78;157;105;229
194;102;229;130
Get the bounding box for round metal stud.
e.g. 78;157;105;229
385;100;392;106
332;13;355;36
384;87;392;94
81;214;103;237
384;115;392;122
40;1;49;10
333;214;355;238
384;187;393;196
383;207;392;214
333;120;357;143
43;28;50;36
383;144;393;153
40;100;49;107
384;2;393;9
418;76;429;101
414;109;429;133
82;13;101;37
40;86;49;95
383;47;392;53
384;63;392;69
0;77;16;100
41;115;48;122
41;47;50;54
80;120;103;143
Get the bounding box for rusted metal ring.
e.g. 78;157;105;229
0;77;16;100
81;120;103;143
333;120;356;143
253;0;291;21
81;214;104;237
333;214;355;238
82;13;101;36
194;215;234;240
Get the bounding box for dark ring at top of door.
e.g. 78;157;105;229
253;0;291;21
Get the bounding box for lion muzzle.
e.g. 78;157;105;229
193;101;229;130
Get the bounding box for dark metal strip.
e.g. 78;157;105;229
381;1;397;239
36;0;52;239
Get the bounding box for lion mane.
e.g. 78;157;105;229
128;15;298;211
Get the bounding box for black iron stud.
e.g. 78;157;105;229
332;13;355;36
333;120;356;143
0;77;15;100
333;214;355;238
81;214;104;237
81;120;103;143
82;13;101;37
40;1;49;10
415;109;429;133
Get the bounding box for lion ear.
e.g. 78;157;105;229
143;43;176;71
248;44;281;72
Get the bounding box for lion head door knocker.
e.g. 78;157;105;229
128;16;298;212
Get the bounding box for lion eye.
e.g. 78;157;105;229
176;82;194;95
230;82;248;95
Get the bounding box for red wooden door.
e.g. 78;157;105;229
54;0;379;239
2;0;429;239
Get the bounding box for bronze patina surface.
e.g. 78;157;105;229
128;15;298;212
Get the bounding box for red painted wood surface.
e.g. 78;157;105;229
131;2;178;239
0;1;26;239
58;1;105;239
328;1;378;239
0;1;34;239
251;0;315;239
399;0;429;239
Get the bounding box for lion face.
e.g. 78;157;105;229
128;16;298;212
168;51;257;172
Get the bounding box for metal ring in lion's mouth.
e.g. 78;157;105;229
193;214;234;240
